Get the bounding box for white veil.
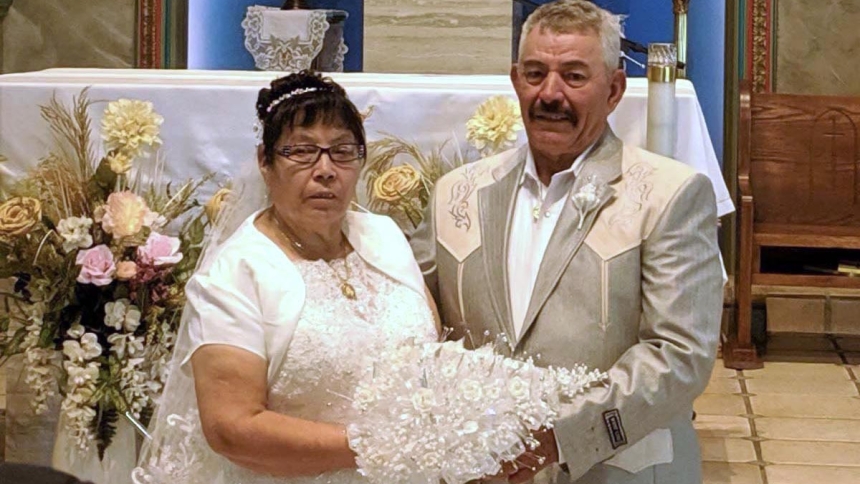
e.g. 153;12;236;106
131;155;269;484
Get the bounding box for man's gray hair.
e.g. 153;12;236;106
518;0;622;74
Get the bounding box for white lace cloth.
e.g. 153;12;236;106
242;6;348;72
134;250;437;484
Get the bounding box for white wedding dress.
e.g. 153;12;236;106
227;254;437;484
134;213;437;484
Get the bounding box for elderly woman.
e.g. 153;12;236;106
134;71;440;484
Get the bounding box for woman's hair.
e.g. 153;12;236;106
255;70;366;165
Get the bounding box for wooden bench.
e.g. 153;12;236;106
722;82;860;369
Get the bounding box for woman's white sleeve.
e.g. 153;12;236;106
180;257;266;366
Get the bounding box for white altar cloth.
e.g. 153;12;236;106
0;69;732;216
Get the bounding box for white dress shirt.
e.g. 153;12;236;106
506;145;594;467
507;145;594;339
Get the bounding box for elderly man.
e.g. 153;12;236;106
411;1;723;483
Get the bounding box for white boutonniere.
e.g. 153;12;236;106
570;175;604;230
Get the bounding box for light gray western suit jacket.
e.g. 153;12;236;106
411;130;723;484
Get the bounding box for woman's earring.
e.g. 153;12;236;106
253;119;264;144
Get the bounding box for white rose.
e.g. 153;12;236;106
419;451;442;469
411;388;436;413
353;386;377;410
56;216;94;253
508;377;530;400
458;379;484;402
460;420;479;435
441;362;458;378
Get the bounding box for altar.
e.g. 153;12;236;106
0;69;733;217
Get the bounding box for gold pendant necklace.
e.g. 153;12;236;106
270;208;357;300
327;259;357;300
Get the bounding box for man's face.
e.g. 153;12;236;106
511;27;626;161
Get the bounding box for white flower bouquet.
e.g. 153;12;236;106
347;340;607;484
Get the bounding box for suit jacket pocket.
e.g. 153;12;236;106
603;428;673;474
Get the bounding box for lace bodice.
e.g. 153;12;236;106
224;252;437;484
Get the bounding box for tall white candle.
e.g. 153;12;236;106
646;43;678;158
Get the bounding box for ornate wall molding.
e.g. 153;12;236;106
136;0;164;68
746;0;773;93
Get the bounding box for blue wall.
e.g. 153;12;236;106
687;1;725;163
188;0;362;71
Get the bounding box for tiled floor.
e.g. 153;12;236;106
1;336;859;483
696;335;860;484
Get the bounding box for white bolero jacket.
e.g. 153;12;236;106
179;210;428;385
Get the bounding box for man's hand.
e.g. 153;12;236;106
505;428;559;484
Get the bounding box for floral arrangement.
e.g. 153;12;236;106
347;339;607;484
0;90;217;458
361;95;523;232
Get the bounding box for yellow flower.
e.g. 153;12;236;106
372;165;422;203
101;99;163;157
465;95;524;156
107;150;134;175
0;197;42;237
205;188;232;222
101;191;149;238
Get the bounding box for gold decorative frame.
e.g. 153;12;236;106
136;0;187;68
746;0;773;93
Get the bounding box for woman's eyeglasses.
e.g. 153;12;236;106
276;143;366;165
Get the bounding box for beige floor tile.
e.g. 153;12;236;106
766;465;860;484
760;441;860;466
705;378;742;395
700;437;758;463
743;362;852;381
750;394;860;419
745;377;858;396
695;394;748;417
761;351;844;364
755;418;860;442
702;462;763;484
767;334;836;352
712;361;741;379
845;354;860;374
694;415;752;439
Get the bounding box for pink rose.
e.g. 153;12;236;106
75;245;116;286
115;261;138;280
137;232;183;266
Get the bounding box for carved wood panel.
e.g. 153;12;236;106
750;93;860;225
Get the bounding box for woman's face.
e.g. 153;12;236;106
260;121;362;225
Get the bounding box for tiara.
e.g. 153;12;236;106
266;87;320;113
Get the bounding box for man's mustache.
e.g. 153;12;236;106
529;102;577;125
